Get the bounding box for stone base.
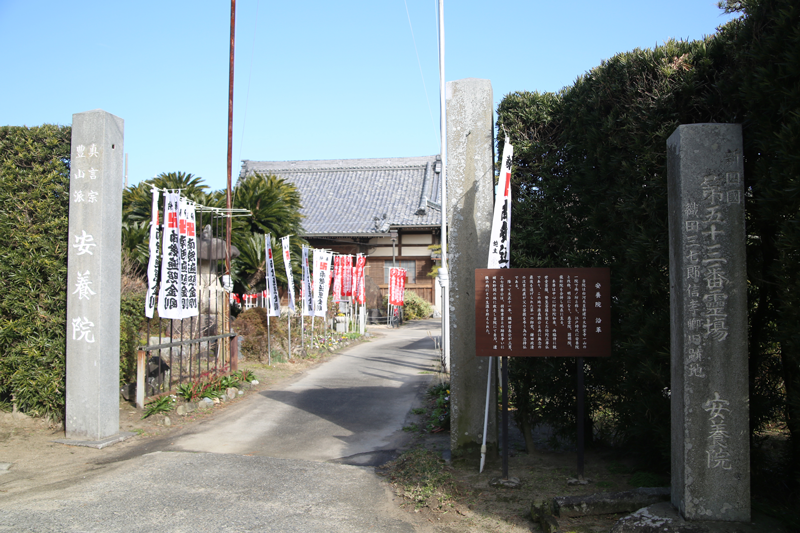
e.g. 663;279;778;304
55;432;135;450
489;476;520;488
612;502;788;533
555;487;670;518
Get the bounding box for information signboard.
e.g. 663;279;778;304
475;268;611;357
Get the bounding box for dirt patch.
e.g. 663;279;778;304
380;382;795;533
379;381;669;533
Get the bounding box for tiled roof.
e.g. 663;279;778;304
238;156;442;236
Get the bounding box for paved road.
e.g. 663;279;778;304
170;319;441;465
0;320;442;533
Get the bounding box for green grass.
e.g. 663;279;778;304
377;447;469;509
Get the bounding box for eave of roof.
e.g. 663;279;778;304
239;155;442;236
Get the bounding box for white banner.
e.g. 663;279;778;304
157;191;181;319
264;234;281;317
145;187;161;318
302;245;314;316
280;236;296;312
182;199;199;318
488;141;514;269
313;249;333;316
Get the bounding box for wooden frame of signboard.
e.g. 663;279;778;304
474;268;611;479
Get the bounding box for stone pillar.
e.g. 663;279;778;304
65;110;124;441
446;78;497;456
667;124;749;521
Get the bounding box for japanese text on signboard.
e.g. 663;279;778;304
475;268;611;357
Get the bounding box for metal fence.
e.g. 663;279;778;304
136;206;240;406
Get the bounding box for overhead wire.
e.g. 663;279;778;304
238;0;261;167
403;0;439;146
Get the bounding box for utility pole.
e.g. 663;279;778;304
438;0;449;373
226;0;236;372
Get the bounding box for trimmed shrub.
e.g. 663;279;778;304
0;125;71;420
498;0;800;475
381;290;434;320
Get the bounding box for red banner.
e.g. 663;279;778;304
388;267;406;306
332;255;342;302
342;255;353;297
354;255;366;305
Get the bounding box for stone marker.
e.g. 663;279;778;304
667;124;749;521
65;110;124;441
446;78;497;455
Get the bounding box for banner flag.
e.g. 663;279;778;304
488;140;514;269
157;191;181;319
389;267;407;306
354;255;366;305
302;245;314;316
280;236;296;312
314;250;333;316
180;197;199;318
312;249;321;316
264;234;281;316
342;255;353;297
399;268;406;303
332;255;343;302
145;188;161;318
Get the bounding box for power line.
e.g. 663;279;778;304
238;0;261;167
403;0;438;146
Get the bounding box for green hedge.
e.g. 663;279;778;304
499;0;800;473
0;125;72;420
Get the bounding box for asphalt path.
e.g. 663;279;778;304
0;319;443;533
169;319;441;465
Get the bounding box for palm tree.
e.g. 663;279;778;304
121;171;307;297
232;173;303;237
228;173;306;294
122;172;209;223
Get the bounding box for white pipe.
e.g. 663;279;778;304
438;0;449;373
480;356;492;473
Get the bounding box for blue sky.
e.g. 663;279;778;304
1;1;736;192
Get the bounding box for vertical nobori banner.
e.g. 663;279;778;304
354;254;366;305
264;234;281;316
301;245;314;316
280;236;296;312
388;267;406;306
157;191;181;319
183;199;199;317
332;255;343;303
342;255;353;298
65;110;123;441
488;140;513;269
312;249;321;315
178;197;199;318
314;250;333;316
145;187;161;318
399;268;406;302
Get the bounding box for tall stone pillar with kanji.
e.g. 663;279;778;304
667;123;749;521
446;78;498;456
65;110;124;441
